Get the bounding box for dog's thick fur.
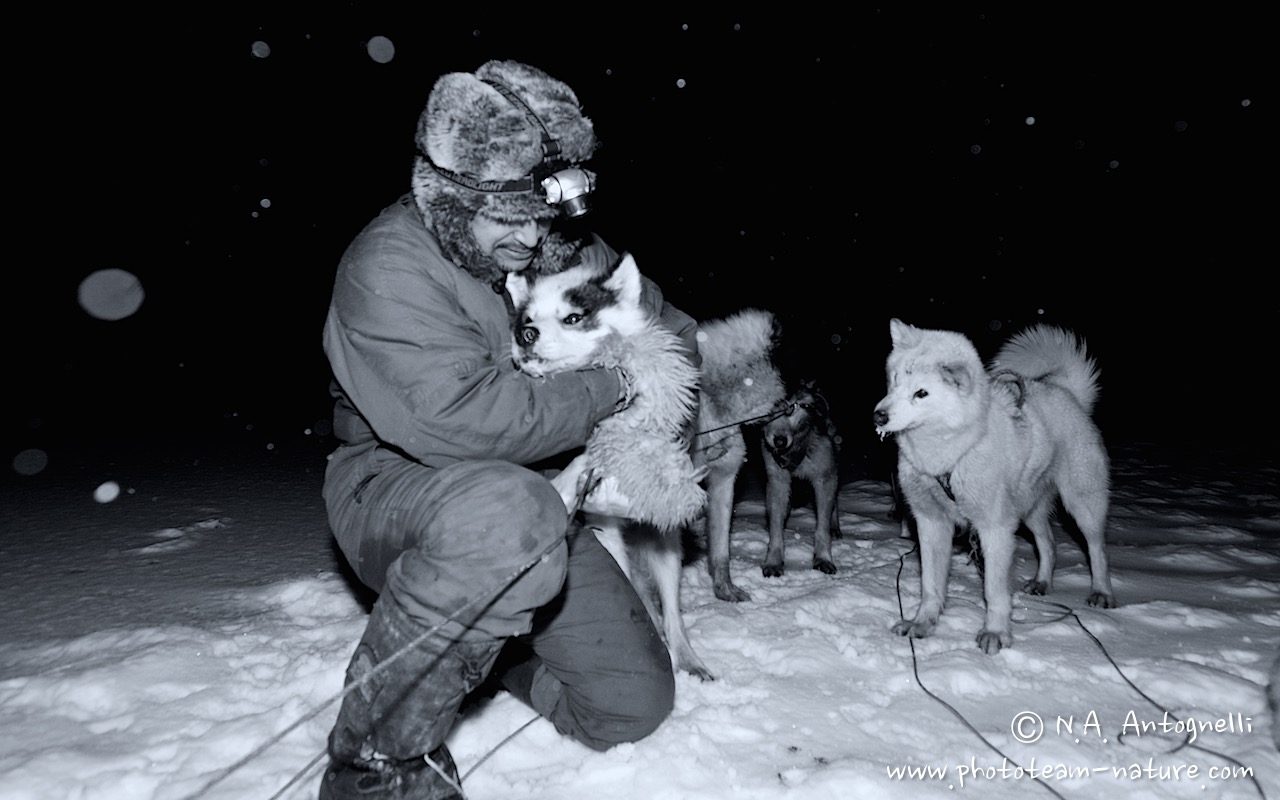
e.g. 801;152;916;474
507;255;705;533
760;379;844;577
873;319;1116;654
691;310;786;603
508;252;783;679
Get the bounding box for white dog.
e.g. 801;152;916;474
508;252;715;678
873;319;1116;654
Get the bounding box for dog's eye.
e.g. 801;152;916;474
914;388;929;399
563;313;584;326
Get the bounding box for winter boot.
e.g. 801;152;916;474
318;596;503;800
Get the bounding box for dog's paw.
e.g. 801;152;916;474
762;563;784;578
682;661;716;682
713;580;751;603
975;629;1012;655
812;558;837;575
1022;579;1050;596
892;619;936;639
1086;591;1117;609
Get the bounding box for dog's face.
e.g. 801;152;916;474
873;319;982;437
508;252;648;377
764;383;830;469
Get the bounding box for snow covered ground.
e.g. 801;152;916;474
1;434;1277;800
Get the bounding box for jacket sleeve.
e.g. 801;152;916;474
324;217;626;468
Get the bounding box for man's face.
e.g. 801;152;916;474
470;214;553;273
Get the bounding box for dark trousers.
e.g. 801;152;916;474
323;445;674;750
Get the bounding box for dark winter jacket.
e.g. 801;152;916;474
323;195;699;470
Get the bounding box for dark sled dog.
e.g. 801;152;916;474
760;379;844;577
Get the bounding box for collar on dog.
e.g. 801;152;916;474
936;473;956;502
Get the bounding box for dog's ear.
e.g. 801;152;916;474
812;389;830;418
889;318;919;347
939;362;975;394
604;252;644;309
796;379;830;416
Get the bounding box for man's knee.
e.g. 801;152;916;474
451;462;570;601
385;461;571;639
567;655;675;751
604;663;676;747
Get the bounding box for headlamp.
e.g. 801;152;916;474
541;167;594;218
421;158;596;220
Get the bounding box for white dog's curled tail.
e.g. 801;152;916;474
991;325;1101;414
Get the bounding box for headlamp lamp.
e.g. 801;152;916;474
540;167;594;218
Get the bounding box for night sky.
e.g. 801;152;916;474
8;10;1274;467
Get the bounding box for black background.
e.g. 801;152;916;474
8;9;1274;469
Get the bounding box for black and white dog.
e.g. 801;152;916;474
760;379;843;576
508;252;784;678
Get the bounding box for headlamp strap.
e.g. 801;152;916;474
420;154;535;195
481;79;561;161
419;79;572;196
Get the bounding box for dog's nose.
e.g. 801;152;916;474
873;409;890;427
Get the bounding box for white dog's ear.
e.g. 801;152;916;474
939;362;975;394
889;318;919;347
604;252;643;309
505;271;531;309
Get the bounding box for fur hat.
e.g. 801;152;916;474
412;60;596;222
411;60;597;285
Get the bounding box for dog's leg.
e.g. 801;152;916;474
647;542;715;681
761;451;791;578
809;451;839;575
587;514;632;580
889;466;913;539
1060;481;1116;609
589;515;666;633
892;514;953;639
1020;494;1057;596
829;463;844;541
1056;435;1116;609
703;433;750;602
975;522;1017;654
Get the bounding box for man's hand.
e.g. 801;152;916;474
550;454;632;517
